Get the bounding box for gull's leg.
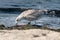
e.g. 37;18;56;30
28;21;31;25
28;22;30;25
35;20;36;24
15;20;18;25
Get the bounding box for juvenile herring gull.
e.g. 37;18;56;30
16;9;48;25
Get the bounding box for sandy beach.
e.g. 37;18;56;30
0;29;60;40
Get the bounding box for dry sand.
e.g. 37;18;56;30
0;29;60;40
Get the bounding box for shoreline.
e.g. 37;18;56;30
0;24;60;32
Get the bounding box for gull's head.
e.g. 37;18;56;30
15;15;24;25
15;18;19;25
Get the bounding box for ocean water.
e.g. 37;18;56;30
0;0;60;29
0;12;19;27
0;0;60;9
